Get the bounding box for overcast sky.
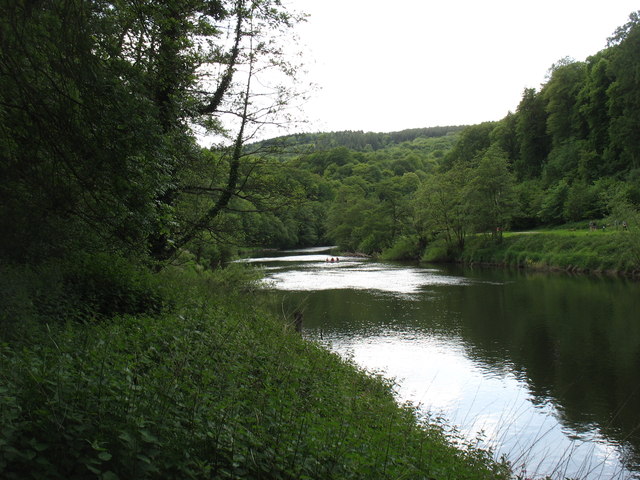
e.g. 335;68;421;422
281;0;638;135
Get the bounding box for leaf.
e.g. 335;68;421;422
98;451;112;461
140;429;159;444
118;431;134;445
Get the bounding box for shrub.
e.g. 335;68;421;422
63;253;165;319
421;238;453;262
458;231;639;275
0;254;166;337
0;293;510;480
380;235;421;260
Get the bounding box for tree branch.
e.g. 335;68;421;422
197;0;244;116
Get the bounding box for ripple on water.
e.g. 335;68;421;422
256;258;473;295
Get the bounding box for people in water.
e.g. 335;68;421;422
325;257;339;263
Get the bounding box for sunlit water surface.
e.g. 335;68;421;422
242;248;640;479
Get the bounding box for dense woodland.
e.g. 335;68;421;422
0;0;308;271
2;2;640;270
1;2;640;478
248;12;640;260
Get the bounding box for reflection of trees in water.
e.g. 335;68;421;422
277;268;640;474
447;273;640;473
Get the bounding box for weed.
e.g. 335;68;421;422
0;266;510;479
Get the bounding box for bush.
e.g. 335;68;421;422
0;286;510;480
158;262;265;305
0;254;166;337
421;237;454;262
458;231;639;275
380;235;421;260
63;253;165;318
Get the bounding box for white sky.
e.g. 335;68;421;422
281;0;638;134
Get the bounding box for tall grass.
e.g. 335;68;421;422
0;264;510;479
459;231;640;276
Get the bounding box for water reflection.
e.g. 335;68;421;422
245;256;468;295
251;249;640;479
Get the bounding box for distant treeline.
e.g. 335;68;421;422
256;125;466;152
245;11;640;262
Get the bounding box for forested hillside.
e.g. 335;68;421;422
257;125;466;152
251;11;640;264
229;128;464;252
3;1;638;269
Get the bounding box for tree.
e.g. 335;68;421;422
606;11;640;173
326;178;374;252
577;53;613;162
563;181;599;222
538;180;570;224
511;180;544;229
0;0;166;262
489;112;519;165
466;145;517;237
374;173;420;247
414;164;471;250
0;0;305;265
543;57;586;147
441;122;496;169
515;88;550;180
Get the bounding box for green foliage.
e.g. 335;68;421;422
65;254;166;318
577;53;612;161
442;121;497;169
0;271;510;480
0;0;306;267
511;180;545;229
606;11;640;172
380;236;422;261
461;230;640;274
538;180;570;224
515;88;550;179
421;237;456;263
466;145;517;234
0;0;167;263
563;181;600;221
259;126;466;153
543;58;586;147
0;254;166;339
414;165;471;250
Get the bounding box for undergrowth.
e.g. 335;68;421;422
0;261;510;479
459;231;640;276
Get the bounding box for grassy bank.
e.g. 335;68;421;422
457;230;640;276
0;262;509;479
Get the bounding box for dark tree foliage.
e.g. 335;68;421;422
606;12;640;172
514;88;551;180
441;122;497;170
543;57;587;147
0;0;302;266
578;52;613;161
489;112;519;164
0;0;165;262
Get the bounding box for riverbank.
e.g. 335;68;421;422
458;231;640;278
0;263;509;479
394;229;640;278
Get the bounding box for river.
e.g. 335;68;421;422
244;247;640;479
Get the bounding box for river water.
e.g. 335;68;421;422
244;247;640;479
